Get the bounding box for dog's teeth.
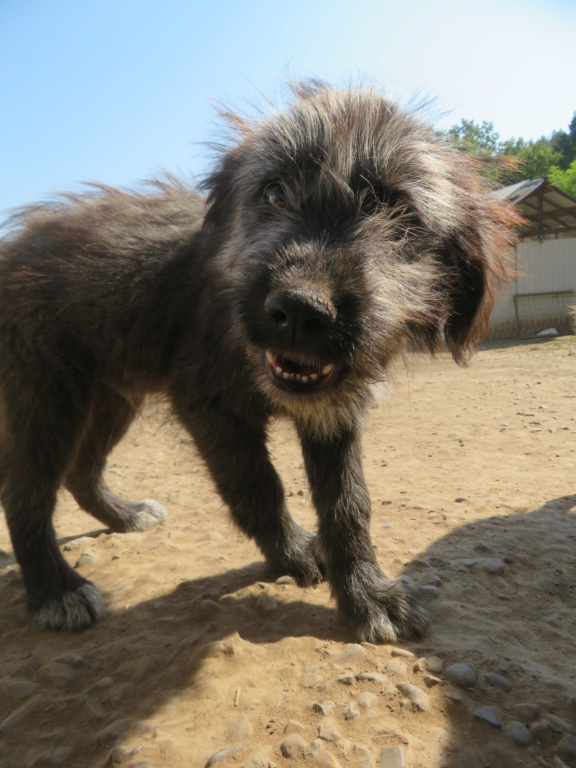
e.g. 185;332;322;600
310;373;318;381
275;366;283;375
322;364;334;375
282;372;290;380
266;350;275;364
301;376;309;383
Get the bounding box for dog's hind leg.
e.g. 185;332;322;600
1;383;106;630
64;386;166;533
172;398;324;587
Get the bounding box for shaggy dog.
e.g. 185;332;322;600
0;83;518;642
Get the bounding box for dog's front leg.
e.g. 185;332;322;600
172;401;324;587
298;425;429;643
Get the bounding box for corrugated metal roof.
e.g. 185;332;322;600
495;179;576;235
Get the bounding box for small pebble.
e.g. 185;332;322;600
385;659;407;676
38;660;77;684
533;719;561;745
454;497;468;503
303;673;322;688
256;594;277;614
318;721;341;742
0;695;42;736
305;739;323;758
423;674;441;688
512;703;540;723
356;672;387;684
343;702;359;720
353;743;371;758
226;714;252;741
334;672;354;686
205;742;248;767
548;714;573;732
313;701;334;715
390;648;415;659
507;720;532;746
280;734;307;758
558;735;576;761
356;692;377;709
396;682;429;712
75;552;96;567
4;680;37;700
398;575;416;590
284;720;305;735
485;672;511;691
474;706;503;728
315;753;341;768
332;644;365;663
52;653;89;669
445;663;476;688
380;745;406;768
474;540;491;552
481;558;505;575
241;754;267;768
200;599;224;618
275;575;296;585
426;656;444;673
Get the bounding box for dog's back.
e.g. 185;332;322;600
0;180;205;390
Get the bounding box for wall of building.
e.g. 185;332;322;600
487;237;576;339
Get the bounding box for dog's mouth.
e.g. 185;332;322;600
264;350;339;392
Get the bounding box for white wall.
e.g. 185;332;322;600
488;237;576;339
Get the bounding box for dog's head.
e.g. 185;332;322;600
202;82;518;434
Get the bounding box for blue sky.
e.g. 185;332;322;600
1;0;575;216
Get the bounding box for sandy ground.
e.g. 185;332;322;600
0;336;575;768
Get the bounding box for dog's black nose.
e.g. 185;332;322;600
265;290;336;346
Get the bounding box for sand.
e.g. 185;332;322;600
0;336;575;768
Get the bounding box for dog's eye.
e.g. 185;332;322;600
263;183;288;209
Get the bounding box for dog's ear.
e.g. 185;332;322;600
202;150;243;231
441;198;518;364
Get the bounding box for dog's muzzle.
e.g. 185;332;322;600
262;288;340;392
265;350;338;392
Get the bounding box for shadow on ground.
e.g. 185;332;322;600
0;496;574;767
412;493;576;768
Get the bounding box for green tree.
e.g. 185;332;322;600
445;119;504;181
517;140;562;181
548;159;576;197
446;110;576;188
447;118;500;154
550;112;576;169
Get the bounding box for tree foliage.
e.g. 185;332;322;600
548;159;576;198
444;110;576;193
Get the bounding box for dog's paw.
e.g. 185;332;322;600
337;566;429;644
34;583;106;631
264;525;325;587
108;499;167;533
126;499;167;531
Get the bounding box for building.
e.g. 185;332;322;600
488;179;576;339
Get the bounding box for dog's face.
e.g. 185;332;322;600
203;84;516;435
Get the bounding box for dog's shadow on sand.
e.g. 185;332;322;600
0;548;344;768
414;493;576;768
0;496;575;768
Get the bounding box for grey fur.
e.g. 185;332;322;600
0;83;518;641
